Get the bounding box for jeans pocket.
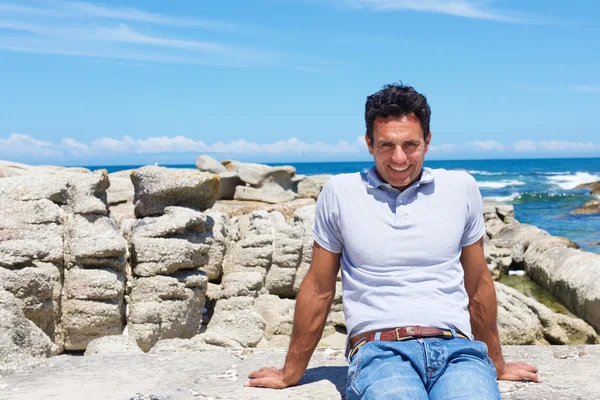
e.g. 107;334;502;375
347;344;365;395
479;341;489;356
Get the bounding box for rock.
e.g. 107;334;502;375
222;211;305;297
0;289;54;375
3;346;600;399
84;335;143;356
221;272;264;298
130;166;219;217
127;272;208;352
215;170;244;200
523;244;600;334
210;198;316;220
202;297;266;348
253;294;295;340
297;175;332;199
202;211;239;281
0;264;60;341
0;160;90;178
107;170;135;206
574;180;600;191
496;282;598;345
148;337;222;353
234;185;297;204
484;239;512;279
233;162;297;204
573;200;600;214
195;155;227;174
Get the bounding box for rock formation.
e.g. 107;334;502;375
0;170;127;352
1;160;599;378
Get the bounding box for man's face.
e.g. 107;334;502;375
365;114;431;191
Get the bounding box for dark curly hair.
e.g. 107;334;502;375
365;83;431;143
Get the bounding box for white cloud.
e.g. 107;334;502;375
337;0;522;22
573;85;600;93
514;140;536;151
0;133;62;157
429;143;459;153
61;137;91;154
538;140;597;151
3;134;600;162
467;140;505;151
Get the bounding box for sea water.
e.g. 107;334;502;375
89;157;600;253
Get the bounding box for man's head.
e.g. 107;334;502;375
364;83;432;191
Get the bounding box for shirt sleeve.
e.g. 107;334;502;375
460;174;486;247
312;179;343;253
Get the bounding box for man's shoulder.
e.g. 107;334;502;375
325;172;365;190
428;168;477;187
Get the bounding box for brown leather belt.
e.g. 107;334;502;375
349;326;468;360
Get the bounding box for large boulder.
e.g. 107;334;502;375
573;200;600;214
222;211;306;297
296;175;332;199
84;335;144;356
0;170;127;352
195;155;227;174
202;296;266;348
106;169;135;206
0;288;54;375
231;162;297;204
127;272;208;352
130;166;219;217
496;282;597;345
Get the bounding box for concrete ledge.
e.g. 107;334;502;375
1;345;599;399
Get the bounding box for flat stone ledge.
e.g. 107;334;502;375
1;345;599;399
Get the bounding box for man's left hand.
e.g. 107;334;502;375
497;361;541;382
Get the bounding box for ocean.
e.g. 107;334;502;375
89;158;600;253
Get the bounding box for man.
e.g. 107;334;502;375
245;83;540;398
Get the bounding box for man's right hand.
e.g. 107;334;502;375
244;367;296;389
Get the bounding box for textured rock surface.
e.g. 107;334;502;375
497;222;600;333
210;198;315;220
195;155;228;174
1;346;599;399
0;289;54;376
106;169;135;206
130;166;219;217
84;335;144;356
0;170;127;352
496;283;597;345
232;162;298;204
296;174;332;199
573;200;600;214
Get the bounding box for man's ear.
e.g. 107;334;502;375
365;133;374;155
424;132;432;154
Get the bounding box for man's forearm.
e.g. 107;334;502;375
468;273;505;373
281;274;335;385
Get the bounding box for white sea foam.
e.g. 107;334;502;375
469;170;504;176
546;172;600;190
483;192;520;202
477;180;525;189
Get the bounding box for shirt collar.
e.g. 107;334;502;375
364;165;435;191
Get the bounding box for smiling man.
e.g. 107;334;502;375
246;83;540;399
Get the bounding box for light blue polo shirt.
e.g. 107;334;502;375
312;166;485;354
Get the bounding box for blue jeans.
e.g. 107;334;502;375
346;336;501;399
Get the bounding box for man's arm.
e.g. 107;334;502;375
461;237;541;382
245;241;341;388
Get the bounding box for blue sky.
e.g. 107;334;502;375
1;0;599;165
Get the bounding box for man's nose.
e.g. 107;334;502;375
392;146;407;163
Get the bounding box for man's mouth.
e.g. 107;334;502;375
389;165;409;172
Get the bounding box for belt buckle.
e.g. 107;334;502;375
395;327;402;340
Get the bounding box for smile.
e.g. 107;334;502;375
389;165;409;172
